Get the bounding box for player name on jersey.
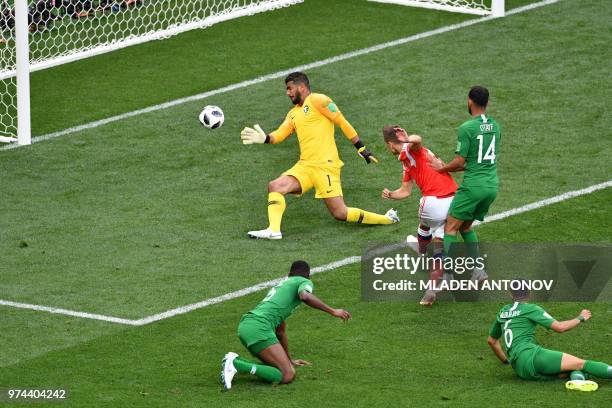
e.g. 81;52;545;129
499;310;522;318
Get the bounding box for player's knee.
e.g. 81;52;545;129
331;207;347;221
280;368;295;384
575;358;586;370
269;179;291;194
444;223;458;235
268;180;281;193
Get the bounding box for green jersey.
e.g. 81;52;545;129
248;276;314;328
489;302;556;362
456;114;501;187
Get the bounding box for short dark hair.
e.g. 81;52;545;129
285;72;310;89
511;279;530;301
288;260;310;279
468;86;489;107
382;125;401;143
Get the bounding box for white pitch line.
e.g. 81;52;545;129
0;299;139;326
1;177;607;326
476;180;612;226
0;0;559;152
133;256;361;325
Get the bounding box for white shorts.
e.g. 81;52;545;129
418;195;453;239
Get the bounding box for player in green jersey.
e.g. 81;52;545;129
431;86;500;281
488;284;611;391
220;260;351;390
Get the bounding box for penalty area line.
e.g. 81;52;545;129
0;299;140;326
1;177;604;326
0;0;559;151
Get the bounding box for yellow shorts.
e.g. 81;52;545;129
283;162;343;199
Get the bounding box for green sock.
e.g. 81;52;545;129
460;230;480;259
443;234;458;256
570;370;587;381
460;230;478;243
584;360;612;379
233;357;282;383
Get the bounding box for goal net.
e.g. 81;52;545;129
368;0;504;16
0;0;303;144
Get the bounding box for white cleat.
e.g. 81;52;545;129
247;228;282;240
220;352;239;391
470;267;488;282
385;208;400;223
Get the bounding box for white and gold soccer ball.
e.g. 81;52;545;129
198;105;224;129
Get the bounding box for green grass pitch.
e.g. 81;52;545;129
1;0;611;406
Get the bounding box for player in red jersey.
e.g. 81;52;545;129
381;125;458;305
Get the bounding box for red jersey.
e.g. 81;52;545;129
399;143;457;197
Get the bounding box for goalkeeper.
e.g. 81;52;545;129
241;71;398;240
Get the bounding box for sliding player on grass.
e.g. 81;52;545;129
221;260;351;390
488;285;611;391
240;71;398;240
431;86;500;282
380;125;457;306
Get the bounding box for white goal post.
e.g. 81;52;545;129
369;0;505;17
0;0;303;146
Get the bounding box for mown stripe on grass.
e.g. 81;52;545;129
1;176;607;326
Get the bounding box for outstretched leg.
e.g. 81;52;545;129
324;196;398;224
532;349;610;391
561;353;612;379
560;353;610;392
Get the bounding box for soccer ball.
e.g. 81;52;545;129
198;105;224;129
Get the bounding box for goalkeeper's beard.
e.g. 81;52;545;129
291;91;302;105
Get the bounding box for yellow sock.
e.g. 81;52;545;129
267;192;286;232
346;207;393;225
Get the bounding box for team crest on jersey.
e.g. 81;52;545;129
303;105;309;114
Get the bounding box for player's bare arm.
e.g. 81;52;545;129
299;291;352;321
395;127;423;151
431;154;465;173
275;321;291;358
275;321;312;366
487;336;509;364
550;309;591;333
382;180;413;200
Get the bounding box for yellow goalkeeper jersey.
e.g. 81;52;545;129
270;93;358;167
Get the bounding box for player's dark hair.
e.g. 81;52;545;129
382;125;401;143
468;86;489;107
511;279;530;301
288;260;310;279
285;72;310;89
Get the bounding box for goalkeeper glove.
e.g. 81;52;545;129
354;140;378;164
240;124;269;144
